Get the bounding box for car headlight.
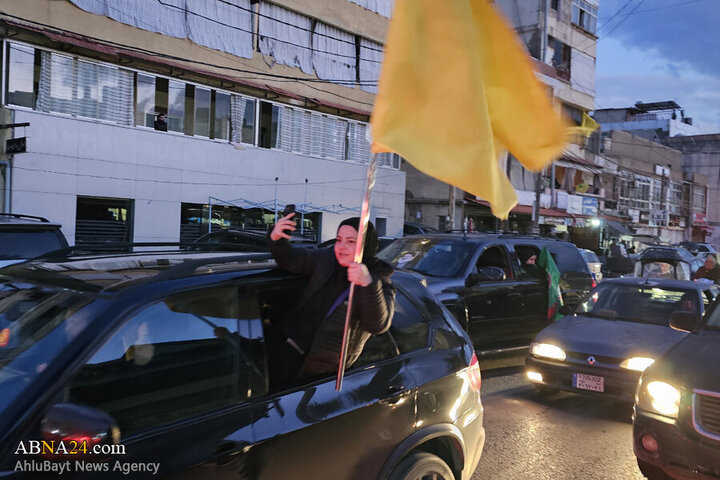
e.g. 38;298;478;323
620;357;655;372
530;343;566;361
637;379;681;418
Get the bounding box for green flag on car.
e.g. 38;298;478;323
537;247;563;321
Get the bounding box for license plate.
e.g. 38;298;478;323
573;373;604;392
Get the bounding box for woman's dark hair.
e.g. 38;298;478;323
337;217;378;263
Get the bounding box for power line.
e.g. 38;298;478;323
17;150;406;187
0;12;379;86
597;0;639;34
602;0;646;38
151;0;385;64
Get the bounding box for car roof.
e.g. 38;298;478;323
0;250;278;293
639;246;692;261
0;250;427;303
399;232;576;247
601;276;713;290
0;213;62;229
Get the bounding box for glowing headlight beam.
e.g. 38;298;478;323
530;343;566;361
620;357;655;372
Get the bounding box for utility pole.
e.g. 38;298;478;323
448;184;456;232
532;168;543;234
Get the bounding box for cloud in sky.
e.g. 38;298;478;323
595;0;720;133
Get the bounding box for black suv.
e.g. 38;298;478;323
378;233;593;355
0;250;484;479
633;293;720;480
0;214;69;268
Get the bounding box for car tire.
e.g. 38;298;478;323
637;458;672;480
533;384;559;396
388;452;455;480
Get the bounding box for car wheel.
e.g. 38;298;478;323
533;383;559;395
637;458;672;480
388;452;455;480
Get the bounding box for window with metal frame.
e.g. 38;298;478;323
37;50;133;125
571;0;598;34
5;43;40;108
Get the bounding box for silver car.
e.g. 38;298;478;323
526;277;718;400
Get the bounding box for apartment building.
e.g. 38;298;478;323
0;0;404;245
447;0;601;234
596;102;712;244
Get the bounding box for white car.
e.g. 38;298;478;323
580;248;603;283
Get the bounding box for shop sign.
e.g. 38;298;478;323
693;213;707;225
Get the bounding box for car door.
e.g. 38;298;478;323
57;286;259;479
247;287;419;480
462;244;526;353
511;243;550;338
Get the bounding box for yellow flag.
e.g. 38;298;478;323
371;0;569;219
570;112;601;138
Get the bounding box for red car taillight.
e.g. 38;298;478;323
467;353;482;392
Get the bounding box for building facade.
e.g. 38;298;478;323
408;0;602;234
667;134;720;243
0;0;404;245
595;103;713;245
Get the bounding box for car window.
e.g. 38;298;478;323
351;290;429;367
391;291;429;353
476;245;513;279
403;225;419;235
378;238;474;278
65;286;250;437
0;230;65;259
546;245;588;274
0;285;93;415
577;284;699;325
581;250;600;263
514;244;541;277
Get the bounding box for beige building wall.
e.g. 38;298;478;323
607;131;683;182
1;0;386;114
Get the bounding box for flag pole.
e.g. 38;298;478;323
336;153;378;391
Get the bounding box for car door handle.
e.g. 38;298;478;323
213;441;250;466
508;293;522;299
386;385;405;396
381;385;407;406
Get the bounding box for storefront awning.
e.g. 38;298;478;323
554;159;602;175
604;219;632;235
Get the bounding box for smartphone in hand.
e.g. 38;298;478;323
282;204;296;217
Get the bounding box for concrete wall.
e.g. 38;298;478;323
402;162;462;230
669;134;720;226
606;130;684;182
10;109;405;244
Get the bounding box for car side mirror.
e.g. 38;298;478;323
559;304;575;316
466;266;505;286
41;403;120;460
669;311;700;332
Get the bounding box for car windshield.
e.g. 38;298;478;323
581;250;600;263
635;261;691;280
0;281;94;414
577;283;699;325
378;238;474;277
0;231;65;259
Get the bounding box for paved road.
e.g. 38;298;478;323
471;370;646;480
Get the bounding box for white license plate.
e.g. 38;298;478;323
573;373;604;392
